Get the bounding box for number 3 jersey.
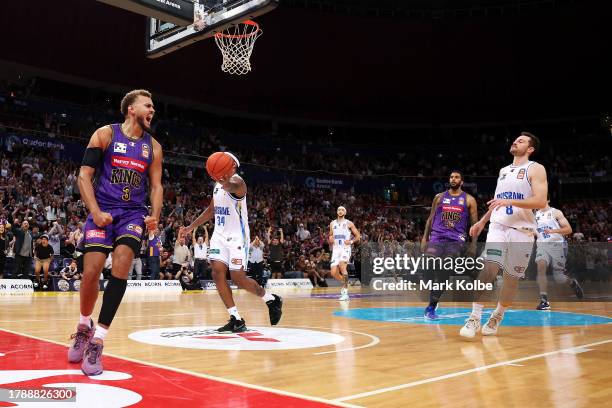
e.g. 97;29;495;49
95;124;153;210
212;182;250;241
490;160;537;230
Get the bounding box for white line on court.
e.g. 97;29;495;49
333;338;612;402
0;327;362;408
286;325;380;355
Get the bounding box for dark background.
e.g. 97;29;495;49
1;0;610;124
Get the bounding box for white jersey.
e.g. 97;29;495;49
535;207;565;243
331;218;352;248
211;182;250;241
490;161;537;230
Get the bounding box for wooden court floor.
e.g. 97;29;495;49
1;287;611;407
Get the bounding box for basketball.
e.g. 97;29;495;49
206;152;235;180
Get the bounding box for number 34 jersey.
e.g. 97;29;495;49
490;161;538;230
212;182;250;241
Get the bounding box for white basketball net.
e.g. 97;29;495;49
214;20;262;75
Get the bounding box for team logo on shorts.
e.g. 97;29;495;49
514;266;526;274
487;249;502;257
86;229;106;239
231;258;242;266
113;142;127;154
57;279;70;292
209;248;220;255
517;168;526;179
127;224;143;235
129;326;345;351
142;144;150;159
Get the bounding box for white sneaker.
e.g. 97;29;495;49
339;288;349;301
481;312;504;336
459;316;481;339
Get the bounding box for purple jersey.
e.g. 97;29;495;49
95;124;153;210
430;191;469;243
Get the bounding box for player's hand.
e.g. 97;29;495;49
144;216;158;232
487;198;512;211
469;221;484;238
92;211;113;228
179;225;193;238
543;229;553;234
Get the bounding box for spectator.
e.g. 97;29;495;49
33;235;54;289
146;229;163;280
296;223;311;241
191;226;209;280
60;259;81;281
12;219;33;279
160;250;173;280
47;221;63;271
267;226;285;279
175;263;200;290
248;236;265;285
172;235;191;276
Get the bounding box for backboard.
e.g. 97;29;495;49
145;0;279;58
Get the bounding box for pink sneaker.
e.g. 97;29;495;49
67;320;93;363
81;338;104;376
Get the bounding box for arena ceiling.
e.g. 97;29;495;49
0;0;609;125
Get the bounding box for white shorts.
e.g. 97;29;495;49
535;242;567;276
208;234;249;271
484;223;535;278
331;245;351;267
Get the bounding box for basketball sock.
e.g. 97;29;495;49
79;314;92;326
98;275;127;327
540;293;548;301
228;306;242;320
494;303;507;317
262;293;275;302
93;325;108;341
471;302;484;319
428;300;438;309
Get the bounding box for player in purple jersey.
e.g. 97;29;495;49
420;171;478;319
67;90;163;375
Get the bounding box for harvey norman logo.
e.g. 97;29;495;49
112;156;146;172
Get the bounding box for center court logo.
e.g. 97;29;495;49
128;326;345;351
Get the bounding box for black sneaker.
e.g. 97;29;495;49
536;299;551;310
570;279;584;299
266;294;283;326
217;316;247;333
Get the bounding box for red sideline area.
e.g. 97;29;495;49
0;330;336;407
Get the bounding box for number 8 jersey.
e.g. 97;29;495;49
490;161;537;229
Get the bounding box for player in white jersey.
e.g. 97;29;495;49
460;132;548;339
181;153;282;333
329;206;361;301
535;202;583;310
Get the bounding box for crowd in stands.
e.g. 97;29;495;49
1;78;611;179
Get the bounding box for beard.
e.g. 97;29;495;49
137;116;153;133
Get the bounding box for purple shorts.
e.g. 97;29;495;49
83;207;147;253
425;238;465;258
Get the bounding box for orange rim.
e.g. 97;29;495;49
214;20;260;39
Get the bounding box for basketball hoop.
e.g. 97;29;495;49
214;20;262;75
